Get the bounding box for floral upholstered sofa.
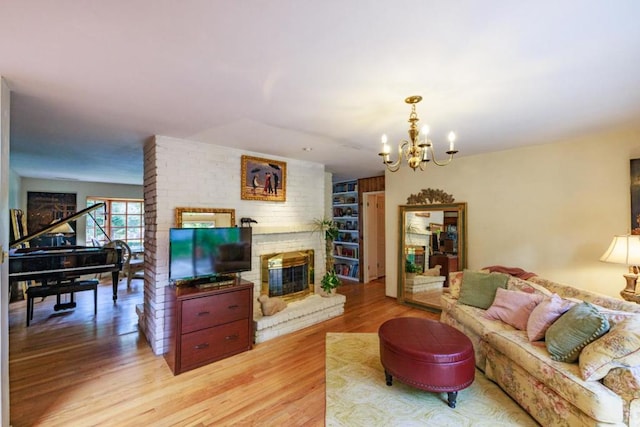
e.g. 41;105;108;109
440;269;640;426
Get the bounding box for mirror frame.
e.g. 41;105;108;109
397;202;467;309
175;207;236;228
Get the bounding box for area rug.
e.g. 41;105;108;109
325;333;538;426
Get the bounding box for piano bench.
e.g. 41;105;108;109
26;279;99;327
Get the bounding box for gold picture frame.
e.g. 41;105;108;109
241;155;286;201
175;207;235;228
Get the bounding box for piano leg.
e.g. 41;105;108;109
112;271;119;302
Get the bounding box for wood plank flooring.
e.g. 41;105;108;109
9;278;439;426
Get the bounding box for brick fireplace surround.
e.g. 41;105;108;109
142;136;334;356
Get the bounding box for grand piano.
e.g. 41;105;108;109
9;203;124;303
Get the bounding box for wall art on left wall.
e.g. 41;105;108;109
27;191;77;246
241;155;286;202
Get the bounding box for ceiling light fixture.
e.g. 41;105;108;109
378;95;458;172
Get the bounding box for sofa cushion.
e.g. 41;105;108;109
485;287;544;330
595;306;639;326
527;294;576;342
506;275;552;296
443;295;516;338
485;329;624;423
579;315;640;381
448;271;464;299
545;302;610;363
529;276;640;313
459;270;509;309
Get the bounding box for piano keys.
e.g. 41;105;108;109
9;245;122;301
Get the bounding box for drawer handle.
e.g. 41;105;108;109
194;343;210;350
227;304;239;310
197;311;210;317
225;334;239;341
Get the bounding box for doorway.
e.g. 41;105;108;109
363;192;385;283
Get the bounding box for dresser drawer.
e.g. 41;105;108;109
180;319;250;371
181;288;251;333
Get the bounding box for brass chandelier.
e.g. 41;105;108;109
378;95;458;172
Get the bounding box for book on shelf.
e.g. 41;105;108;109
334;262;359;278
335;232;357;243
335;246;358;259
333;181;358;194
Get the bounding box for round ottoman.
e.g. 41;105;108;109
378;317;475;408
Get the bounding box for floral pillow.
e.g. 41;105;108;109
579;315;640;381
506;276;552;297
485;287;544;330
448;271;464;299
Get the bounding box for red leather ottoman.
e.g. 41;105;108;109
378;317;475;408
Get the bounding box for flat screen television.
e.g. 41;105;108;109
169;227;252;282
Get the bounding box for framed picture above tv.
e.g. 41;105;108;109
241;155;286;202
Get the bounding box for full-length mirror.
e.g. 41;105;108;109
175;207;236;228
398;203;467;310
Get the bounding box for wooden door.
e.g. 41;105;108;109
364;192;385;282
376;193;385;277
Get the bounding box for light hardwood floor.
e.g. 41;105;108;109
9;278;439;426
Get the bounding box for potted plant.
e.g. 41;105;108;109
313;217;342;296
405;260;421;280
320;269;341;295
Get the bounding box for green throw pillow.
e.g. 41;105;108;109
545;302;610;363
458;270;509;309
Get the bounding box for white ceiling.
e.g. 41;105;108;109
2;1;640;185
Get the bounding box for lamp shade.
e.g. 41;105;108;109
48;221;75;234
600;235;640;266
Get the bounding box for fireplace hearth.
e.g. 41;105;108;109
255;248;346;343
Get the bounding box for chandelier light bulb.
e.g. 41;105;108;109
448;131;456;151
381;134;390;154
421;125;430;137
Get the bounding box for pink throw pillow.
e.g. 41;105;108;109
527;294;576;341
484;287;544;330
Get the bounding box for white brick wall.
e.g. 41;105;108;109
143;136;327;355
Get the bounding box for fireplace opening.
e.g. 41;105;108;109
261;250;314;302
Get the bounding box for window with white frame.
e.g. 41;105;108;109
86;198;144;252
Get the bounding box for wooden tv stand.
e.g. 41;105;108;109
164;279;254;375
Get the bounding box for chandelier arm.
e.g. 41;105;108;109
380;140;411;172
429;150;457;166
385;159;402;172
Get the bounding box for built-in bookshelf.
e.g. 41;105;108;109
332;179;359;280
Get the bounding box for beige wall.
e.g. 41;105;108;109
385;128;640;299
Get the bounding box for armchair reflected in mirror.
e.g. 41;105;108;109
398;203;467;311
175;207;236;228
